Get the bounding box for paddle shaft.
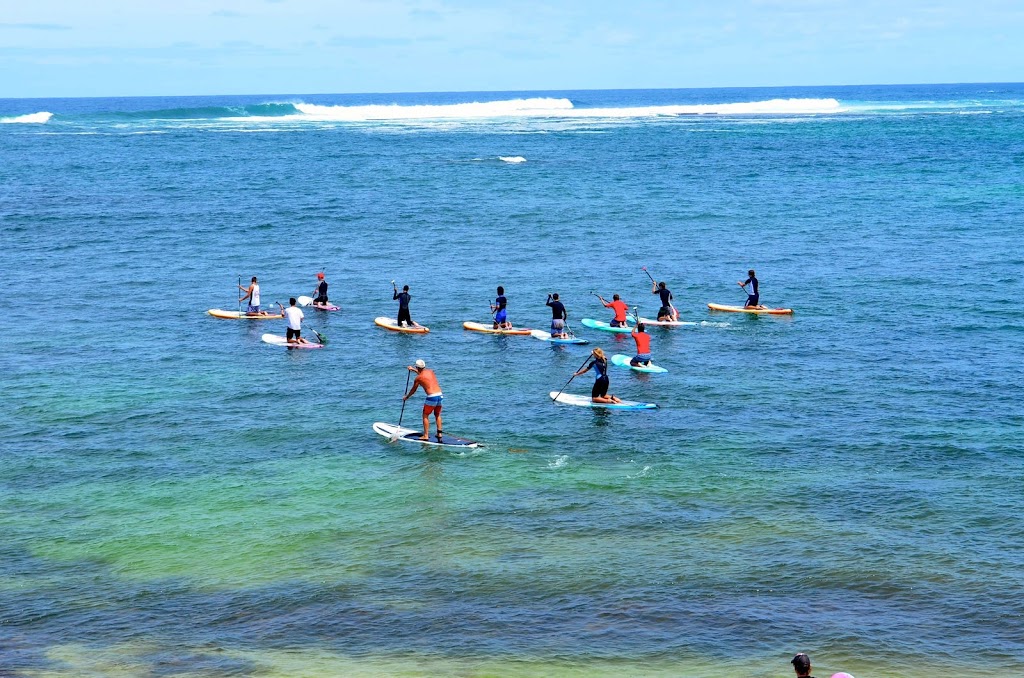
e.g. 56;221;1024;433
237;275;241;314
397;369;412;428
553;354;593;402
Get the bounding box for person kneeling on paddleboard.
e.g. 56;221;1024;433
546;293;568;338
575;348;623;404
393;282;418;327
491;286;511;329
598;293;629;327
403;359;443;441
630;323;652;367
313;272;329;306
281;298;309;344
738;269;761;308
651;281;677;321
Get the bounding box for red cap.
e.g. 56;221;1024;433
317;272;325;279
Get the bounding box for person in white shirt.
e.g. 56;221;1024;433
280;298;310;344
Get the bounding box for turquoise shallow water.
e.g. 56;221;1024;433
1;84;1023;677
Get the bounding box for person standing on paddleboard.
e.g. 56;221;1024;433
738;269;760;308
597;293;630;327
546;293;568;338
312;272;329;307
575;348;623;404
491;286;511;329
393;283;418;327
281;298;309;344
630;323;653;367
239;276;270;316
651;281;678;321
403;359;443;441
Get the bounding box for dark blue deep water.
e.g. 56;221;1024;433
1;84;1022;677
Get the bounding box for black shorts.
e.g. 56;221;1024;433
397;308;412;325
287;327;301;340
746;294;759;307
658;306;673;318
610;319;626;327
592;376;609;398
314;296;328;305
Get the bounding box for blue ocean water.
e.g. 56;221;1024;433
1;83;1023;677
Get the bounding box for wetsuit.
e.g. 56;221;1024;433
587;357;610;398
656;288;673;318
494;295;508;325
394;290;412;326
314;280;329;305
742;275;759;307
547;298;566;333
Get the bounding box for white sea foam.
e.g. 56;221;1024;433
0;111;52;124
498;156;526;163
549;455;568;469
227;97;842;124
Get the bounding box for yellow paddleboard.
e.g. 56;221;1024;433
707;303;793;315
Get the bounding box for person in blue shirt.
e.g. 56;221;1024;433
651;281;677;321
392;282;419;327
738;269;760;308
491;286;511;329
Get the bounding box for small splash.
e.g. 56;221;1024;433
499;156;527;163
549;455;568;469
627;465;652;479
1;111;52;124
700;320;731;328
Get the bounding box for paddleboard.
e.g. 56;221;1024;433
375;316;430;333
549;391;658;410
707;303;794;315
610;354;668;373
638;316;698;327
530;330;589;345
298;295;340;311
580;318;634;333
372;422;480;448
208;309;283;319
261;333;323;349
463;321;532;336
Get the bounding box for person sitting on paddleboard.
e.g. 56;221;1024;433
312;272;329;306
491;286;511;329
281;298;310;344
651;281;678;321
546;293;568;338
738;269;760;308
630;323;652;367
597;293;629;327
403;359;443;441
393;283;418;327
575;348;623;404
238;276;270;316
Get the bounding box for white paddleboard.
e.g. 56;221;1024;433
638;316;697;327
261;333;323;349
530;330;589;345
372;422;480;448
548;391;657;410
610;354;668;373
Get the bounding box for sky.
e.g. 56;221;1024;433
1;0;1022;98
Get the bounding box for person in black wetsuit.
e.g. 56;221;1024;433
546;293;568;338
738;269;760;308
651;281;677;321
312;272;329;306
392;282;418;327
574;348;623;404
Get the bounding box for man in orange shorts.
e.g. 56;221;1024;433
403;359;443;441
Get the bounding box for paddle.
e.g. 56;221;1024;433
304;324;325;344
390;369;414;442
552;354;593;402
236;274;242;315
